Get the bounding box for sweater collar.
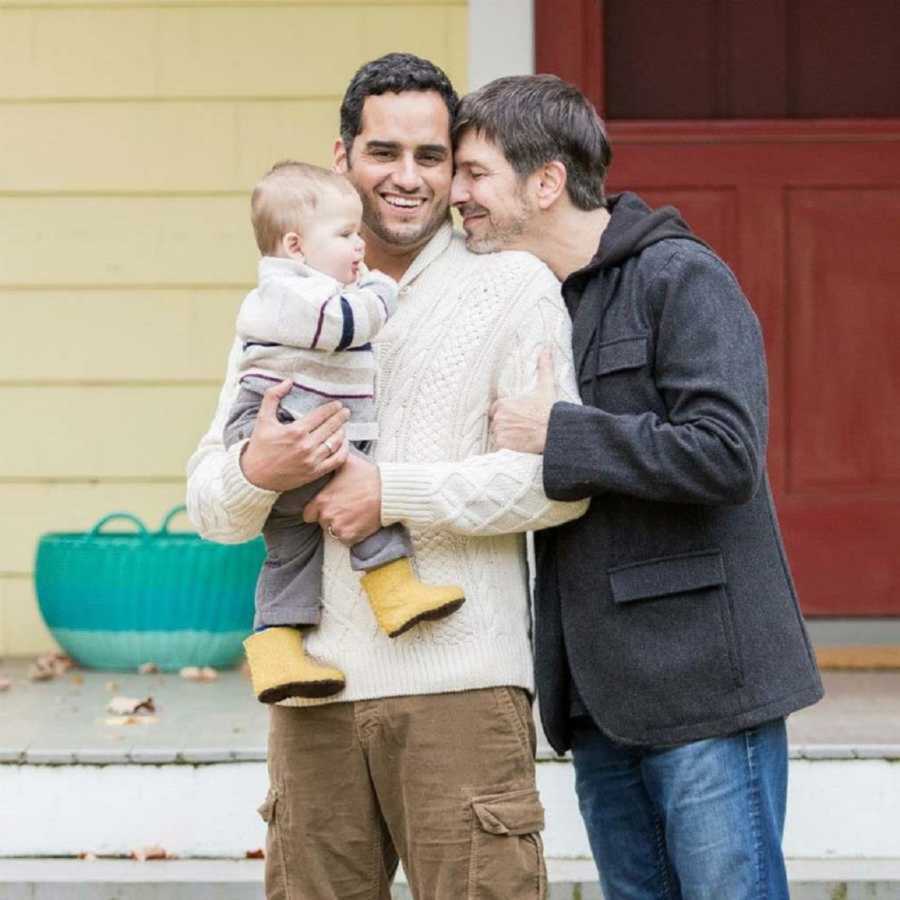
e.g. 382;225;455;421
397;220;454;290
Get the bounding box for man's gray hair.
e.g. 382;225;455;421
452;74;612;210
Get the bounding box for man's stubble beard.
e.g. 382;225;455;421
464;199;534;255
358;188;451;250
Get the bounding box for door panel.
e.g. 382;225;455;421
786;189;900;491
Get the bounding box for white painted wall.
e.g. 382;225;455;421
468;0;535;91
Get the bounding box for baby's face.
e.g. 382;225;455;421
301;190;366;284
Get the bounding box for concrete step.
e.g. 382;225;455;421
2;858;900;899
3;859;900;899
3;666;900;862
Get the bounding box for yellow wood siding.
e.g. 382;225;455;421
2;0;467;657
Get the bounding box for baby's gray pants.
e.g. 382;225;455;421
224;383;413;629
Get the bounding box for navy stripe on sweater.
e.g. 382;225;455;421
336;297;354;351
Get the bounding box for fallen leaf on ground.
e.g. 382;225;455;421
137;662;159;674
179;666;217;682
105;715;159;726
107;696;156;716
78;852;97;861
131;845;168;861
0;677;10;691
70;673;84;685
246;848;265;859
28;652;74;681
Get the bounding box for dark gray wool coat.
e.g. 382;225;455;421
535;192;823;752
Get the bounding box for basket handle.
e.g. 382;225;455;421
90;512;149;536
158;504;191;534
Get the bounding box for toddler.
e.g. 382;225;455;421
224;161;464;703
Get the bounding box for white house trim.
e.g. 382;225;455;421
467;0;535;91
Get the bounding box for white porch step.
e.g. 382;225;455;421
2;858;900;899
2;664;900;864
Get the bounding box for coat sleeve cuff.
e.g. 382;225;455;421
543;402;594;501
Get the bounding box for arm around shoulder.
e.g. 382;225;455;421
543;249;767;505
379;269;589;535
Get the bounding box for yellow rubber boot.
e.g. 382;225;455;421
360;558;465;638
243;626;345;703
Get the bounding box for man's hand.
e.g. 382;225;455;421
303;452;382;545
240;380;350;492
490;349;557;454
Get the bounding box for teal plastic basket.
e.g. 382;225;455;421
34;506;264;671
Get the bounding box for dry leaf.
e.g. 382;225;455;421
137;662;159;674
245;848;265;859
70;673;84;685
105;715;159;727
0;677;10;692
28;664;55;682
131;845;168;861
28;652;74;682
179;666;217;682
107;696;156;716
78;852;97;861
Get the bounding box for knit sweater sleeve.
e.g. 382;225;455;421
379;272;589;535
185;336;278;543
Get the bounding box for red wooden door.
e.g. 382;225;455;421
536;0;900;616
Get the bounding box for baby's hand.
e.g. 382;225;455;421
358;268;398;293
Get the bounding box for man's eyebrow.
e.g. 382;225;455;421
416;144;450;156
364;140;400;152
363;140;449;156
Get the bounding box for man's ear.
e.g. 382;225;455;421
333;138;349;174
534;160;567;210
282;232;304;260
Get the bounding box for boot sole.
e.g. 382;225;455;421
258;679;345;704
387;596;466;638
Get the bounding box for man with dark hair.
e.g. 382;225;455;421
187;56;586;898
452;74;823;900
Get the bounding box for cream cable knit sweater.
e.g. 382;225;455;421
187;224;588;704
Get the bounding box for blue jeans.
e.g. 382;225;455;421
571;717;789;900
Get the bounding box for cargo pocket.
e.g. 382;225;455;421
468;788;547;899
257;788;289;899
257;788;277;824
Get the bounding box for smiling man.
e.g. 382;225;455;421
186;55;587;899
451;74;824;900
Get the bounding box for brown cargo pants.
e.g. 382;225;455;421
258;686;547;899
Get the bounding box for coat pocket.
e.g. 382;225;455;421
607;550;744;695
468;788;547;899
609;549;726;604
595;334;648;376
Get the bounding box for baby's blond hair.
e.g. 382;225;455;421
250;160;356;256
